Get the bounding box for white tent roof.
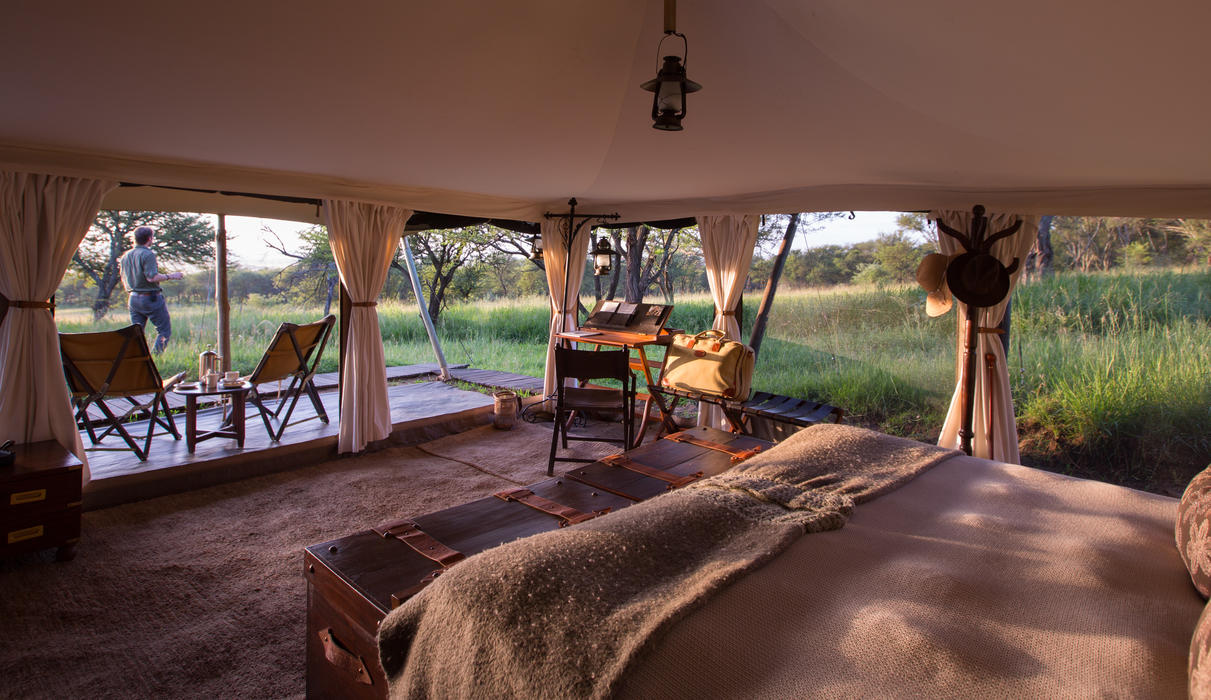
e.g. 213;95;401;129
3;0;1211;222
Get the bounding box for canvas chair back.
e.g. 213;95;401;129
244;315;336;442
60;325;164;398
554;347;631;385
248;315;335;386
58;324;180;461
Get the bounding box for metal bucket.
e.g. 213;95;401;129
493;390;518;430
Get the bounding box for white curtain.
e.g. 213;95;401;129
541;217;592;398
933;209;1039;463
0;172;117;481
696;214;761;428
323;199;413;453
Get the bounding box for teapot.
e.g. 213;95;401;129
198;350;221;381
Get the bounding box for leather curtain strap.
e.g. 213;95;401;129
665;431;763;462
11;300;53;309
494;488;608;526
977;327;1005;334
717;310;737;316
350;301;377;307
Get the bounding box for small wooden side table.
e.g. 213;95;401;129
1;440;83;562
172;381;252;453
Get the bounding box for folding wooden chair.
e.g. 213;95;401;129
59;324;184;461
244;315;336;442
547;346;636;476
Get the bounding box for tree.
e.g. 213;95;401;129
266;226;341;314
872;231;927;283
1024;215;1055;280
407;225;496;321
1165;218;1211;264
606;225;685;303
72;211;214;320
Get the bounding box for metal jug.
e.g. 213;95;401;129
199;350;220;381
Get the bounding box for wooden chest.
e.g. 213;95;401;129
303;427;769;698
1;440;83;561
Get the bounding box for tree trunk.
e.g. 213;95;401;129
606;230;622;300
91;262;122;321
1026;215;1054;280
749;214;800;356
624;226;648;303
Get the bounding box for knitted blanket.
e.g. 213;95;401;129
378;424;960;699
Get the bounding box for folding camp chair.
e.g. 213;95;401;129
59;324;184;461
547;346;636;476
244;315;336;442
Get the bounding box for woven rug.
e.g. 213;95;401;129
0;420;585;699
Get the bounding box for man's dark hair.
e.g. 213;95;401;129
133;226;154;246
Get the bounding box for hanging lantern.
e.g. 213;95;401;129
640;0;701;131
528;232;543;261
592;236;614;276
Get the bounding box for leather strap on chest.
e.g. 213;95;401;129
494;488;608;526
373;518;465;568
601;453;701;488
665;431;763;462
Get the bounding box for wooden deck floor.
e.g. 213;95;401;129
82;379;495;510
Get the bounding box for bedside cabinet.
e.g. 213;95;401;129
1;440;83;561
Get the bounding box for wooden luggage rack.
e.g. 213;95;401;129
654;386;844;438
303;426;770;698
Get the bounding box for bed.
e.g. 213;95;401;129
377;425;1207;699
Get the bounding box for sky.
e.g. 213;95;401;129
218;211;906;270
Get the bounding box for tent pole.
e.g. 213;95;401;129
215;213;231;371
402;235;450;380
749;213;800;357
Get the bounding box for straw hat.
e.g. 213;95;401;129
915;253;953;317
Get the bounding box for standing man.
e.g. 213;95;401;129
119;226;184;353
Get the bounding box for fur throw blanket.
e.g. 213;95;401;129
378;424;959;699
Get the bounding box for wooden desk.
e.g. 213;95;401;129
555;328;676;446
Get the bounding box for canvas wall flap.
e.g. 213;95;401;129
0;171;117;480
324;199;413;453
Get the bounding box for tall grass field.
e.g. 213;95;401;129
57;268;1211;495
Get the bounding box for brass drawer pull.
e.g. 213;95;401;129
10;488;47;505
7;525;44;544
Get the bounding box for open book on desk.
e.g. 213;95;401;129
583;300;672;334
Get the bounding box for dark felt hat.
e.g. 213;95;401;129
945;251;1010;307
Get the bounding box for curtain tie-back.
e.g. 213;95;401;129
351;301;378;308
718;310;737;316
11;300;54;309
977;327;1004;334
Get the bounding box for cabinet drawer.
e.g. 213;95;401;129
1;468;82;523
1;506;80;557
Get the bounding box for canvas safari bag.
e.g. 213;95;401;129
660;329;755;400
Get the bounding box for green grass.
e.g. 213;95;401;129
56;268;1211;494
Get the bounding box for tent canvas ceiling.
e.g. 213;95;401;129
3;0;1211;222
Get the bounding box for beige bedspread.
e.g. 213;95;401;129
378;424;957;699
617;454;1205;698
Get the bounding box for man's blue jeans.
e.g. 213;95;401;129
128;292;172;354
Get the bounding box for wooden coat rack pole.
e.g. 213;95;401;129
958;315;980;455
